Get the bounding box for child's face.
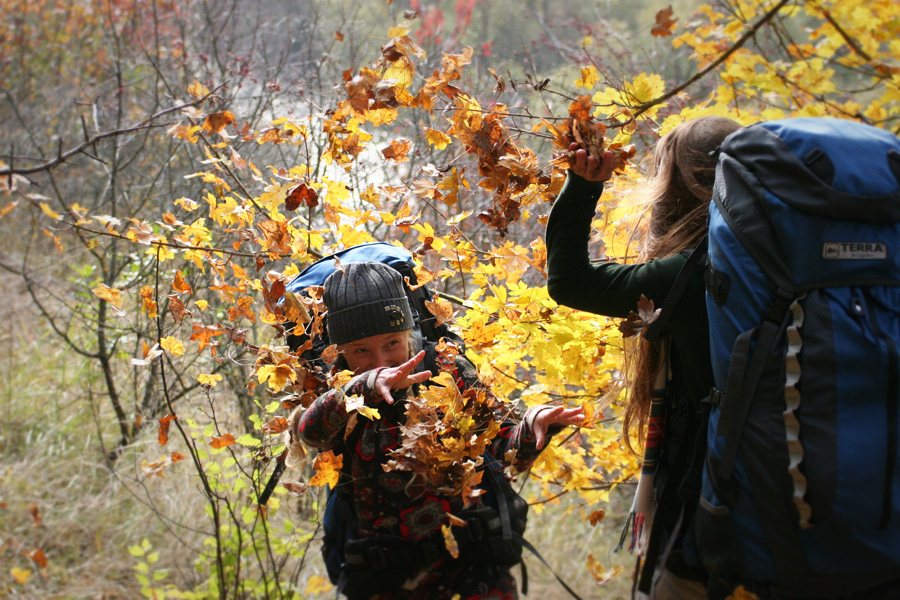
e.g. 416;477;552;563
338;329;411;374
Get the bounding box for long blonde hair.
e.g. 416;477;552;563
622;116;742;454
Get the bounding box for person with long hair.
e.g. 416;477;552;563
545;116;743;599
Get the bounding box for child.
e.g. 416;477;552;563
293;261;584;600
546;116;742;599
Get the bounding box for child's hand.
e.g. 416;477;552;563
532;405;587;450
569;143;615;183
373;350;431;404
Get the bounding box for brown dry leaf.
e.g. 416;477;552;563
651;6;677;37
202;110;235;134
29;505;41;527
210;433;236;449
425;297;454;326
335;30;345;41
262;417;289;435
282;481;309;496
321;344;339;364
285;183;319;211
27;548;48;569
446;513;468;527
382;138;412;161
588;509;606;526
158;414;177;446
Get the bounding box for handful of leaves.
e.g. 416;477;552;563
548;95;636;173
382;371;510;505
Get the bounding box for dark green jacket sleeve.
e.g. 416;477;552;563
546;171;687;318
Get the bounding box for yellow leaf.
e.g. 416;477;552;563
305;574;333;595
160;336;185;356
441;524;460;558
39;202;60;220
11;567;31;584
575;66;599;89
92;284;124;308
256;364;297;391
585;553;622;584
425;128;452;150
198;373;222;387
310;450;343;489
188;80;211;98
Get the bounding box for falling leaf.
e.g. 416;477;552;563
28;505;41;527
441;524;460;558
585;553;623;584
335;31;345;41
198;373;222;387
588;509;606;526
309;450;343;489
726;586;760;600
160;336;185;356
262;416;289;434
651;6;677;37
172;271;192;294
39;202;60;220
92;284;124;308
187;81;211;98
425;297;454;326
11;567;31;584
283;481;309;496
285;183;319;210
382;138;412;161
202;111;235;134
158;414;177;446
305;574;333;595
210;433;236;449
321;344;339;364
425;129;452;150
27;549;48;569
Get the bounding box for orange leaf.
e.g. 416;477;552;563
382;138;412;161
27;549;48;569
310;450;343;489
158;414;177;446
202;110;235;134
262;417;289;435
172;271;192;294
588;509;606;526
651;6;677;37
424;297;454;327
210;433;236;449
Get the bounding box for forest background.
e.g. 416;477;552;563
2;0;899;598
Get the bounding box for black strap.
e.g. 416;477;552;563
716;289;793;482
516;533;585;600
644;238;708;343
483;451;513;540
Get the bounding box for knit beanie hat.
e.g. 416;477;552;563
323;261;415;345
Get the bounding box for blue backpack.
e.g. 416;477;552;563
694;118;900;598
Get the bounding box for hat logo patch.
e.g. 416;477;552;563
385;305;405;327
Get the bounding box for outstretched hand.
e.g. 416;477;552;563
569;143;615;183
373;350;432;404
533;405;588;450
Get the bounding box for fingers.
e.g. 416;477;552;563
570;147;615;183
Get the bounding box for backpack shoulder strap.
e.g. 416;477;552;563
643;237;708;343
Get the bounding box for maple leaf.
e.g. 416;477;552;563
425;297;454;326
585;553;623;584
310;450;343;489
651;6;677;37
172;271;192;294
158;414;177;446
285;183;319;210
92;284;124;308
262;416;289;434
382;138;412;161
210;433;236;449
160;336;185;356
202;110;235;134
189;323;224;352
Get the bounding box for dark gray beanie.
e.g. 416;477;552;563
323;261;414;345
